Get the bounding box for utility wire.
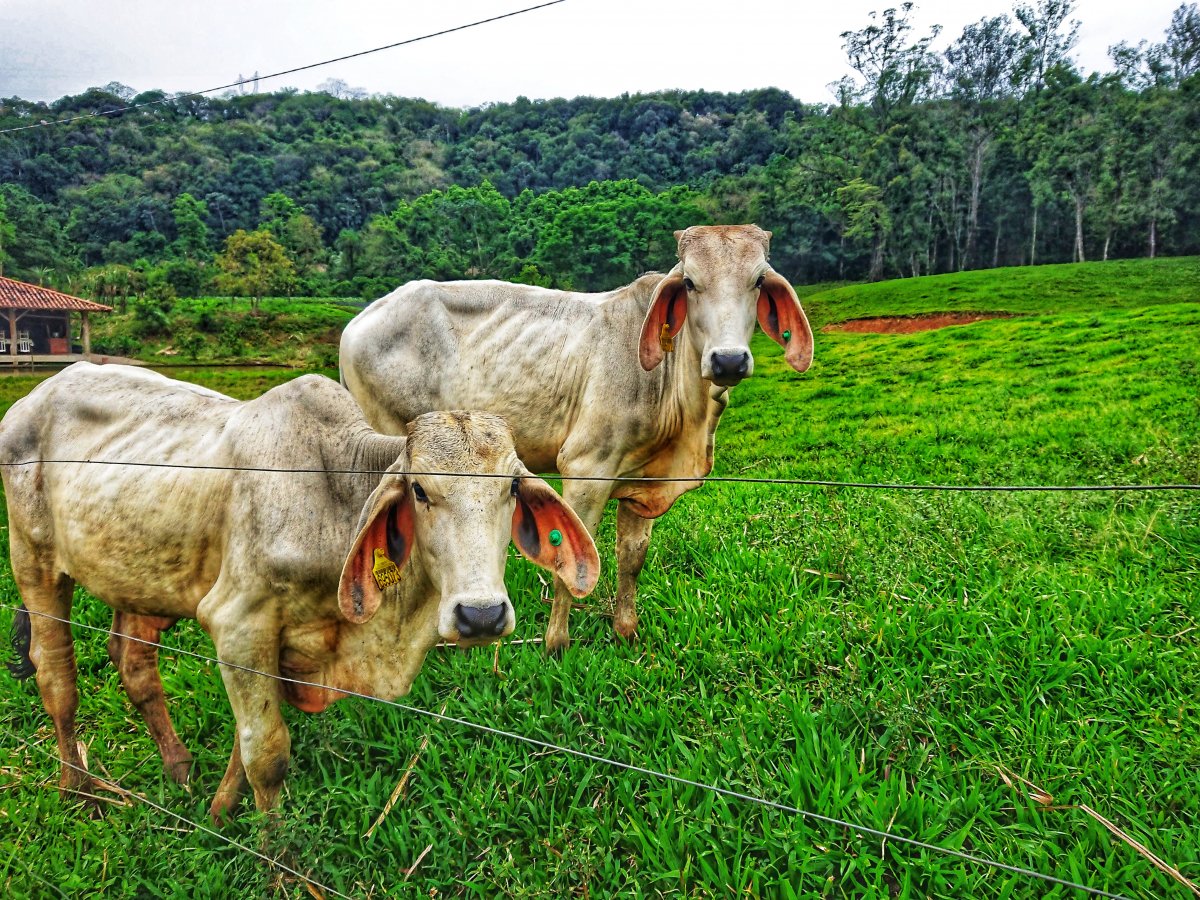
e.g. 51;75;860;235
3;603;1133;900
0;1;569;136
0;457;1196;492
2;725;354;900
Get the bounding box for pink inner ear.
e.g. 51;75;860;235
639;277;688;371
338;490;414;624
512;484;600;598
757;276;814;374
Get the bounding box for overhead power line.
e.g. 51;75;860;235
0;1;569;136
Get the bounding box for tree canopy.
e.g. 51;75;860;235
1;1;1199;296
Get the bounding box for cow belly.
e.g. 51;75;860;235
55;521;214;618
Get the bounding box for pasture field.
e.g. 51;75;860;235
1;260;1198;898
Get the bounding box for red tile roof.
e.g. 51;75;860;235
0;276;113;312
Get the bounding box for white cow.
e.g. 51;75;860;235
1;363;598;819
340;225;813;652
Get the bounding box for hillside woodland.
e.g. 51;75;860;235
1;1;1198;308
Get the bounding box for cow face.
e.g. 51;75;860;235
338;412;599;646
639;224;814;386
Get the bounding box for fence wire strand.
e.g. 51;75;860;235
1;723;353;900
0;457;1196;492
2;602;1134;900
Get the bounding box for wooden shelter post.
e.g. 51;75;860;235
7;309;16;357
81;311;91;355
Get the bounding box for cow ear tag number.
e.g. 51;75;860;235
372;548;401;590
658;323;675;353
549;529;563;547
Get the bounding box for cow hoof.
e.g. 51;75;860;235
165;754;194;786
613;611;638;642
544;629;570;656
209;794;241;826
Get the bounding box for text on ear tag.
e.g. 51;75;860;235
371;548;401;590
659;323;675;353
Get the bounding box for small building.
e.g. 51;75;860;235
0;275;113;359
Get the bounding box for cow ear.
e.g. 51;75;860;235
511;477;600;598
638;273;688;372
338;479;415;624
756;271;814;374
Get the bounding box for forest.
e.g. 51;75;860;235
0;0;1198;302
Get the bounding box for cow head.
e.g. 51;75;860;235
337;412;599;646
639;224;814;386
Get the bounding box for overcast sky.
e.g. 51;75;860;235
0;0;1187;108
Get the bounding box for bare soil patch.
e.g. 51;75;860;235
823;312;1014;334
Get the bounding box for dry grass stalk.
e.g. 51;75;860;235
403;843;433;881
994;764;1199;896
1078;804;1200;898
363;701;450;838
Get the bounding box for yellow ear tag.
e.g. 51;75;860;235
659;323;675;353
371;548;401;590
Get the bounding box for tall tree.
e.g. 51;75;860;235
171;193;210;260
0;196;14;277
835;2;942;279
944;15;1022;268
214;229;296;311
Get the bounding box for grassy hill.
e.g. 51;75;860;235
87;296;364;368
0;260;1197;897
801;256;1200;327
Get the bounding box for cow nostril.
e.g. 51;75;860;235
455;603;508;638
710;351;750;384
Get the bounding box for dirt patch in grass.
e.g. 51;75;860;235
823;311;1015;334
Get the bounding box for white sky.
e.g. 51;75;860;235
0;0;1186;107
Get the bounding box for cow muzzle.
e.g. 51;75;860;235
707;349;752;386
443;596;514;644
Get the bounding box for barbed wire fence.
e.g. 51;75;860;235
3;602;1159;900
1;461;1196;895
0;456;1197;490
1;0;1195;890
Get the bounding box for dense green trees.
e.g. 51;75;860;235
0;1;1198;295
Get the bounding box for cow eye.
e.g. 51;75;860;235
510;477;521;498
412;482;428;503
683;277;695;292
755;274;765;289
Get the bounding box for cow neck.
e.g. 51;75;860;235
660;319;712;434
347;429;409;480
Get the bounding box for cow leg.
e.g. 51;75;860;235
614;501;655;641
11;549;93;804
205;621;290;815
107;611;193;785
545;478;611;654
209;740;248;825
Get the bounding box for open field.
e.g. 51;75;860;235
1;259;1198;898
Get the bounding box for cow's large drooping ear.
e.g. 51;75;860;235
338;479;415;624
638;273;689;371
757;271;814;373
511;478;600;598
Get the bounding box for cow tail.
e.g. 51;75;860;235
6;604;35;680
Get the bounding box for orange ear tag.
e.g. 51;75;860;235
371;548;401;590
659;323;675;353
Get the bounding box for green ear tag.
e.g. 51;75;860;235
782;330;792;342
548;529;563;547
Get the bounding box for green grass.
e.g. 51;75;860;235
1;260;1198;898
